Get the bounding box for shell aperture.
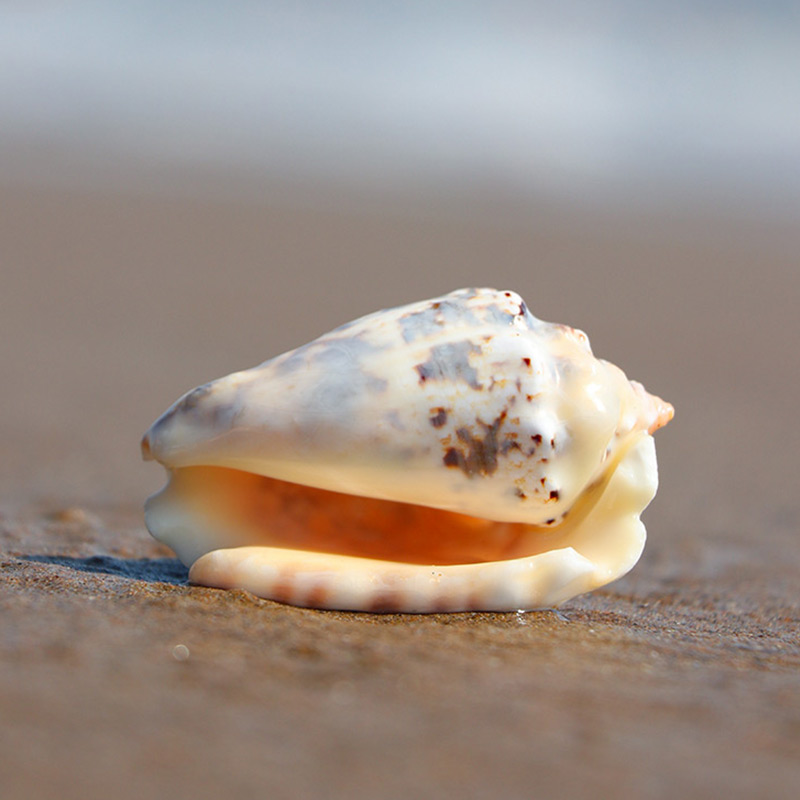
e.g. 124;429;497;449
142;288;673;612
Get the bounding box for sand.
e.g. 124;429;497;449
1;182;799;799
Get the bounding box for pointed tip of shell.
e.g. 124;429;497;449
629;381;674;434
648;396;674;434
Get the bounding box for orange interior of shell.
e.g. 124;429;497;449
172;465;568;565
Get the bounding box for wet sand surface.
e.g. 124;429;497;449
1;183;799;798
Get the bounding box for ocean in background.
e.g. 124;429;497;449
2;0;799;216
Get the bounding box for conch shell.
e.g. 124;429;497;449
142;288;672;612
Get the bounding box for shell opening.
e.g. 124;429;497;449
145;431;659;612
150;465;573;568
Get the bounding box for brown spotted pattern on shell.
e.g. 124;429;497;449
142;288;673;612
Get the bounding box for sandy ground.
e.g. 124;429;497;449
1;182;799;799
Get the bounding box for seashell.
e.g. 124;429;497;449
142;288;673;613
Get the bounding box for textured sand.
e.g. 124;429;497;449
1;183;798;799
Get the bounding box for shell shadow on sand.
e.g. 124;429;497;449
22;555;189;585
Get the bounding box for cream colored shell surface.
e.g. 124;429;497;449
142;288;672;612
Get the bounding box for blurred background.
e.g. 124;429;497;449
1;0;798;539
3;1;800;211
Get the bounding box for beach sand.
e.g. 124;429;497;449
1;181;799;799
